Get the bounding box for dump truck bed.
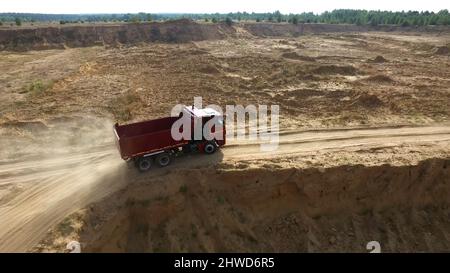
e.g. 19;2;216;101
114;116;189;160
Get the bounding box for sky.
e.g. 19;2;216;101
0;0;448;14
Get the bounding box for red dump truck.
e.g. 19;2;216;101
114;106;225;171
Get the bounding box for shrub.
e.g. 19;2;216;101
24;80;54;95
179;185;188;194
131;16;141;23
225;17;233;26
217;196;225;205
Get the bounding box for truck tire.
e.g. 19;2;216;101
156;153;171;167
137;157;152;172
204;141;217;154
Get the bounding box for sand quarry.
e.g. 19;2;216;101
0;21;449;252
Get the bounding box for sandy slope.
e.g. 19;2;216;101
0;124;449;252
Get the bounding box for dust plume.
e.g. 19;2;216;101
0;115;128;252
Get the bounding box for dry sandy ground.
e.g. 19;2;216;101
2;32;450;127
0;31;449;252
0;122;449;252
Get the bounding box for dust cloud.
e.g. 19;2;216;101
0;115;128;252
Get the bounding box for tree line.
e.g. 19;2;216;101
1;9;449;27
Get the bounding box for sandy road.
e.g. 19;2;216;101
0;124;449;252
225;125;450;159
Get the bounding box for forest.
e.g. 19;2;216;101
1;9;449;26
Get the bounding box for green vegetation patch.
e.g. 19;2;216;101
23;79;54;95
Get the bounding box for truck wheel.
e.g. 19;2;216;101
137;157;152;172
156;153;171;167
204;141;217;154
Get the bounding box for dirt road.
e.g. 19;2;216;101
226;124;450;159
0;124;449;252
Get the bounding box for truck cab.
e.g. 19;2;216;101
181;106;226;148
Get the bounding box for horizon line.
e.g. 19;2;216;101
1;9;448;16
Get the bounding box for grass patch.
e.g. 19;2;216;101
23;79;54;95
217;195;226;205
179;185;188;194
